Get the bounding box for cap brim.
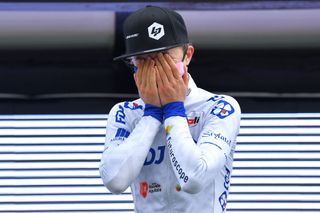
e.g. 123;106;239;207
113;43;187;61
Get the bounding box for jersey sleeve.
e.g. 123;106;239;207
164;96;241;194
198;96;241;164
104;103;131;149
99;102;161;194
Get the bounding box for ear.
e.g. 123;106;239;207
184;45;195;66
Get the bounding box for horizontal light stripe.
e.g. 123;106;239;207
0;187;130;194
0;162;99;169
234;152;320;159
0;145;103;153
240;119;320;126
230;177;320;184
0;203;135;211
236;144;320;151
230;186;320;193
0;128;106;136
0;153;101;161
233;161;320;167
229;194;320;200
241;113;320;118
0;170;99;177
239;127;320;134
0;178;104;186
233;169;320;176
0;120;107;128
0;137;104;144
237;135;320;142
0;114;108;119
0;194;133;202
227;202;320;209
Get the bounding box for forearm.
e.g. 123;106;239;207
164;103;226;194
100;116;161;194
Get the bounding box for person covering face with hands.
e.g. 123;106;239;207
134;48;191;107
100;6;241;213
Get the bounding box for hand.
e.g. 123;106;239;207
134;58;161;107
155;53;189;105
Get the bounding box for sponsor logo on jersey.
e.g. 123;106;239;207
165;125;173;135
167;140;189;183
144;146;165;166
210;100;235;119
218;167;231;211
175;184;181;192
115;105;126;124
111;128;130;142
187;111;202;127
219;191;228;211
124;101;143;110
149;182;161;193
115;128;130;138
140;181;162;198
207;95;225;102
187;116;200;126
202;131;232;147
140;181;148;198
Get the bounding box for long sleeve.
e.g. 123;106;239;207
164;97;241;194
99;103;161;194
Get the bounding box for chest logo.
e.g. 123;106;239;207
140;182;148;198
140;181;162;198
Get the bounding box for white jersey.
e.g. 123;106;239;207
100;75;241;213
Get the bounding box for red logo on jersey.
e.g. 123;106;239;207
187;117;200;126
140;181;149;198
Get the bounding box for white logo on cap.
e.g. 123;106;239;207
148;22;165;40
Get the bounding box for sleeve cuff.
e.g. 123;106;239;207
163;101;186;120
143;104;163;123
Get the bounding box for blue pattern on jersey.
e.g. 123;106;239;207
115;128;130;138
210;100;235;119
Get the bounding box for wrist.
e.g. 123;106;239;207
162;101;186;120
143;104;163;123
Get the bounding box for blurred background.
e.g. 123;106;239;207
1;0;320;114
1;1;320;213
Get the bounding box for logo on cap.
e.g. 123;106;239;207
148;22;165;40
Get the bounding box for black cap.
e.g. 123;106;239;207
114;6;189;61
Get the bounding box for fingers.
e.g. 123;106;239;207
164;54;181;79
141;58;151;88
147;60;156;88
155;66;163;88
157;53;176;82
155;67;163;105
155;56;169;86
136;59;144;87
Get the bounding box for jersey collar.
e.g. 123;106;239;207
184;74;200;106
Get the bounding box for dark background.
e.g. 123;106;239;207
1;0;320;114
